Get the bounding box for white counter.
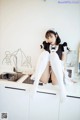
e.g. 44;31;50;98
0;75;80;98
0;75;80;120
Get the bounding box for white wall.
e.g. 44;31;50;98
0;0;80;68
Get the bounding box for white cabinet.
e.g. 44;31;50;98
0;84;80;120
59;96;80;120
0;85;29;120
29;92;59;120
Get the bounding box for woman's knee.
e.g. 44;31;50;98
50;52;59;61
40;51;50;60
42;50;50;56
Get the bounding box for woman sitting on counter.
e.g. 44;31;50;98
31;30;70;102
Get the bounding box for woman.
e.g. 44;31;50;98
31;30;67;102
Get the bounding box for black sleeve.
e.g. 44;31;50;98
42;41;50;52
62;42;68;52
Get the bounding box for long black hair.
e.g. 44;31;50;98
45;30;61;45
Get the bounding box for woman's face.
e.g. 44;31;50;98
47;33;56;45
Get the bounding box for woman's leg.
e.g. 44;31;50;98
50;52;67;102
31;51;50;94
51;69;58;85
40;61;50;84
31;62;50;84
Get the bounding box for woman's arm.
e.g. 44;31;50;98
61;52;66;61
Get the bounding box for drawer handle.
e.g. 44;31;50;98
5;86;26;91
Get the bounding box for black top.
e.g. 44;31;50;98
40;41;65;60
56;44;64;60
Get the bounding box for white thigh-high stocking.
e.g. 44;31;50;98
32;51;50;95
50;52;67;102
